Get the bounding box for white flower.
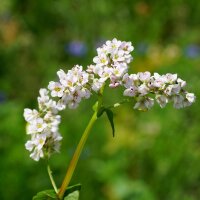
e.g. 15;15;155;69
138;84;149;96
177;78;186;88
173;95;184;109
156;95;169;108
32;118;47;133
186;93;196;103
93;55;108;67
48;81;64;97
138;72;151;82
134;97;154;111
91;78;104;92
24;109;39;122
165;73;177;83
121;41;134;54
123;86;137;97
30;148;44;161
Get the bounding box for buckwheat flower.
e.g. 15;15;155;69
30;148;44;161
106;38;122;53
32;118;47;133
123;86;137;97
173;95;184;109
91;78;104;92
48;81;64;97
122;73;138;88
165;73;177;83
121;41;134;54
24;108;39;122
177;78;186;88
138;72;151;82
186;93;196;103
156;94;169;108
134;97;154;111
152;75;166;89
93;54;108;67
112;50;125;63
138;84;149;96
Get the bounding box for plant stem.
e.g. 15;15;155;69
47;164;58;194
58;111;97;199
58;85;105;199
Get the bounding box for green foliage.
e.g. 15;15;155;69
33;184;81;200
64;191;79;200
33;190;57;200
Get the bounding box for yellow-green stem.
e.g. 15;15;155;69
58;84;105;199
58;111;97;199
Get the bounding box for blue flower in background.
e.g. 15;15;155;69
137;42;148;55
65;41;87;57
0;91;6;103
185;44;200;58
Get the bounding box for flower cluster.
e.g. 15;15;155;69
24;38;196;161
24;89;62;161
87;38;134;90
122;72;196;111
48;65;91;110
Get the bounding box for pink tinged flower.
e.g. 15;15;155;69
177;78;186;88
156;95;169;108
123;86;137;97
121;41;134;54
153;77;166;88
165;73;177;83
138;84;149;96
138;72;151;82
134;97;154;111
164;85;173;95
171;84;181;94
173;95;184;109
123;73;138;88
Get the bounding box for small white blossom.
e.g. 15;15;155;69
24;109;39;122
156;95;169;108
186;93;196;103
48;81;64;97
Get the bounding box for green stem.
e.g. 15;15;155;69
58;85;105;199
47;164;58;194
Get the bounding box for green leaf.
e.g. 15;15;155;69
97;106;106;118
32;189;58;200
64;184;81;197
105;109;115;137
64;191;79;200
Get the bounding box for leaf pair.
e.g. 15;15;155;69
33;184;81;200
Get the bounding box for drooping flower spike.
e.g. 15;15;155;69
24;38;195;161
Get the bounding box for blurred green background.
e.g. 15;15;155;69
0;0;200;199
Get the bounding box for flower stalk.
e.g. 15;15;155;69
58;86;105;199
47;164;58;194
